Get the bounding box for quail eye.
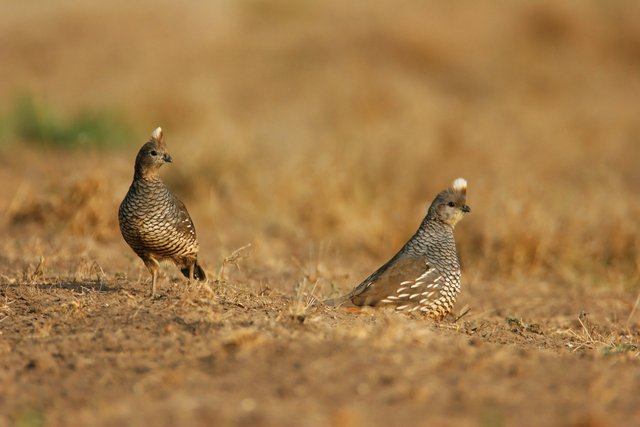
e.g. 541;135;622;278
448;201;455;207
150;150;158;156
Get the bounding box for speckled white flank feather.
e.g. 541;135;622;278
452;177;467;192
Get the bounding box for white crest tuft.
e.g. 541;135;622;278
452;177;467;193
151;127;163;143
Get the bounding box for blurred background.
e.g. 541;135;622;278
0;0;639;293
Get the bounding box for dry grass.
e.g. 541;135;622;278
1;1;640;426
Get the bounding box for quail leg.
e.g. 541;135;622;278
145;258;160;298
188;262;195;282
151;269;158;298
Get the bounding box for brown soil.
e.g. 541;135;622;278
1;256;639;427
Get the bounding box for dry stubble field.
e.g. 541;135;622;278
1;1;640;426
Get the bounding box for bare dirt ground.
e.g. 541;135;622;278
1;1;640;426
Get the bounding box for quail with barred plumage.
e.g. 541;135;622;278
326;178;470;320
119;127;206;297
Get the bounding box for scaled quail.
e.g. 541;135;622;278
326;178;470;320
119;127;206;296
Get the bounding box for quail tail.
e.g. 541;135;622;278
181;262;206;281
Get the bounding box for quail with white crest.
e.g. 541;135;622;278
326;178;470;319
119;127;206;297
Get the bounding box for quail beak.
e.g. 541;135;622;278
462;205;471;213
163;153;173;163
